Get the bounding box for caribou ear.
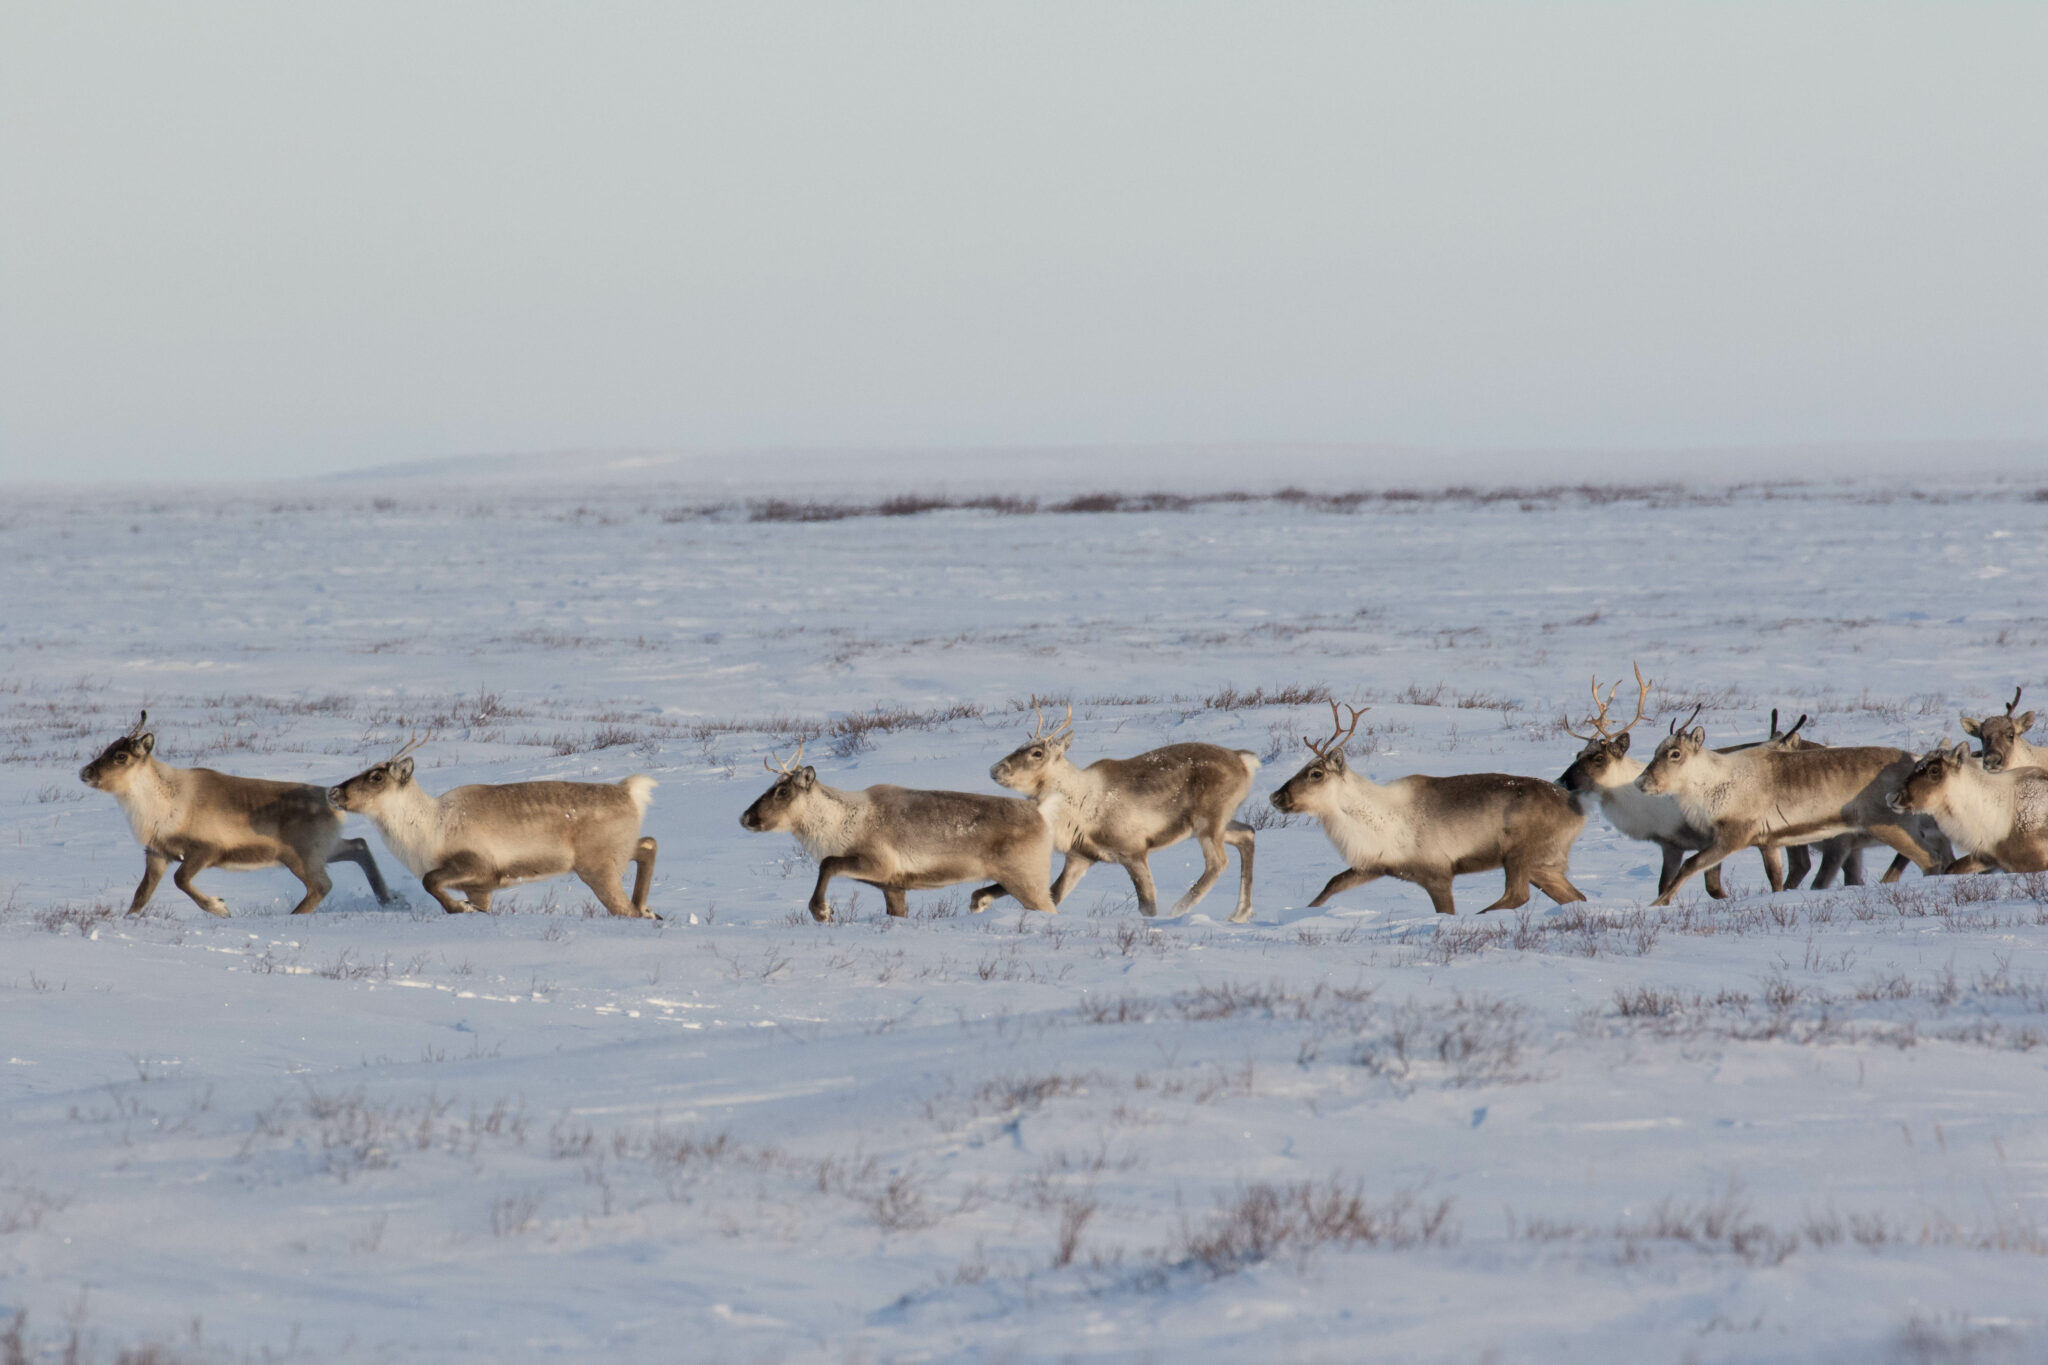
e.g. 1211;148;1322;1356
136;732;155;756
1950;742;1973;763
1048;730;1076;756
1325;748;1347;772
1613;731;1631;755
796;766;817;788
1959;715;1982;736
2016;711;2036;734
393;756;415;783
1686;726;1706;746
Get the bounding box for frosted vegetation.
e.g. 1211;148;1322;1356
3;473;2047;1362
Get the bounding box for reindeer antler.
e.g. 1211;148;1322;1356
127;709;149;737
1669;702;1703;736
1303;700;1367;757
1775;713;1809;743
1562;675;1620;742
1563;664;1651;742
2008;686;2024;717
764;740;807;775
1028;703;1073;742
388;728;433;764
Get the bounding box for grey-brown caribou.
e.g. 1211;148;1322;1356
740;744;1061;921
1635;725;1951;906
1557;670;1740;898
79;711;393;916
1272;703;1587;915
1554;672;1835;895
976;706;1259;921
1888;742;2048;874
1960;688;2043;774
329;733;659;917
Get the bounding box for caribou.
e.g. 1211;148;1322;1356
1960;688;2043;774
329;733;660;917
1888;743;2048;874
740;743;1062;921
1635;724;1951;906
1554;670;1851;896
79;711;393;916
979;705;1260;921
1272;703;1587;915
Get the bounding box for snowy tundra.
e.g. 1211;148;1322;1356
3;462;2048;1363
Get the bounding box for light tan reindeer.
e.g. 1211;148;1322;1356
975;705;1259;921
329;733;659;917
740;742;1061;921
1735;714;1924;892
1960;688;2043;774
1272;703;1587;915
79;711;394;916
1557;675;1900;897
1889;743;2048;874
1636;724;1950;906
1556;669;1743;899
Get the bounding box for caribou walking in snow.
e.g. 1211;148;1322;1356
80;712;393;917
740;743;1062;920
330;733;660;917
979;705;1260;921
1272;703;1587;915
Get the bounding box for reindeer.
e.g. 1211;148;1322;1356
1556;672;1833;896
329;733;659;917
1271;703;1587;915
975;705;1259;921
1557;669;1737;899
1636;725;1951;906
1714;708;1882;892
1960;688;2043;774
1715;711;1930;892
79;711;393;916
1888;743;2048;874
740;743;1061;921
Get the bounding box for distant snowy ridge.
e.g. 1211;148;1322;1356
335;439;2048;501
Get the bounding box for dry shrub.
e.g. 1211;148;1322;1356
1176;1178;1455;1274
1203;683;1332;711
1354;993;1536;1089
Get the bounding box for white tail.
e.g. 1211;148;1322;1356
622;775;657;817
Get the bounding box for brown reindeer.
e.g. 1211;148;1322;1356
1273;703;1587;915
329;733;659;917
1888;742;2048;874
977;705;1259;921
740;743;1061;921
1556;672;1832;896
1636;726;1951;906
1960;688;2043;774
80;711;393;916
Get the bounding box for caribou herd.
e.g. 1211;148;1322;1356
75;681;2048;922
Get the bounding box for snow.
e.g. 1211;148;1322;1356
3;465;2047;1362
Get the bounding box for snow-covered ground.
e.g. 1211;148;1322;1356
4;463;2048;1362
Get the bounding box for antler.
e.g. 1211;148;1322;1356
2008;687;2024;717
1303;700;1367;757
1563;664;1651;742
1028;703;1073;742
126;709;149;737
388;728;432;764
1775;713;1808;743
1561;675;1619;742
1669;703;1703;736
764;740;807;775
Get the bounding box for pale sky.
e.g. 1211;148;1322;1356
1;2;2043;483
